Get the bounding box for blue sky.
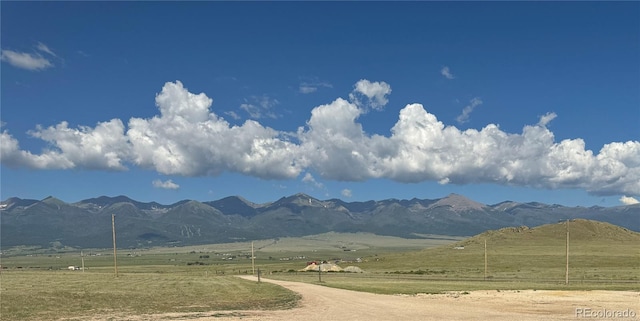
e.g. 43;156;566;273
1;2;639;207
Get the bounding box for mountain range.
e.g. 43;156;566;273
1;193;638;249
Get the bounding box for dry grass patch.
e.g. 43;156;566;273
1;271;299;321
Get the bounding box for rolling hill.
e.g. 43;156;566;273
458;219;640;247
363;219;640;280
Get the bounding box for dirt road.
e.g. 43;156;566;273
139;276;639;321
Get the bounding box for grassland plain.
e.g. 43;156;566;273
1;220;638;320
0;270;300;321
0;232;455;320
265;220;640;293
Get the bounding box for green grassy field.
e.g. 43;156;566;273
0;232;457;320
0;269;299;321
1;220;638;320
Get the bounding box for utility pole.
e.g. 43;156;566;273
484;239;487;281
251;241;255;275
112;214;118;278
565;219;569;285
81;250;85;273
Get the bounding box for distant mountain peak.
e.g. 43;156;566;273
1;197;23;204
42;196;64;204
205;196;259;217
491;201;522;211
429;193;486;212
227;195;260;207
293;192;315;199
80;195;136;207
76;195;171;211
0;197;39;211
281;193;316;202
268;193;325;209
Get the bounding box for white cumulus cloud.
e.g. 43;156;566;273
297;97;388;181
127;81;301;178
341;189;353;198
1;128;73;169
152;179;180;190
349;79;392;110
1;119;129;170
538;112;557;127
29;120;130;170
2;79;639;199
620;196;639;205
